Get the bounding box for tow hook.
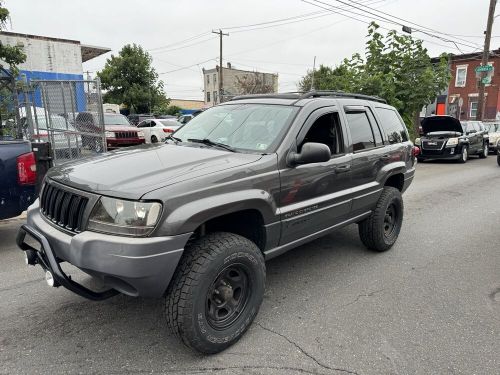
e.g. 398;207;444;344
45;270;60;288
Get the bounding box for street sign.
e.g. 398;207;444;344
482;76;492;84
475;65;493;73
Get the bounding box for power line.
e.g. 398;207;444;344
158;57;217;75
304;0;479;52
151;36;218;55
147;31;211;52
311;0;481;50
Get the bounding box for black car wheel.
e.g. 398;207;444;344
497;153;500;166
358;186;404;252
459;146;468;163
151;135;158;143
479;143;488;159
165;232;266;354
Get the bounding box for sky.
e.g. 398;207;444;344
5;0;497;100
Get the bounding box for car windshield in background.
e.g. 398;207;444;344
172;104;298;152
485;123;500;133
104;115;130;126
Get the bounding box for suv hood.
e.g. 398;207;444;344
47;144;263;199
105;125;138;132
421;116;464;135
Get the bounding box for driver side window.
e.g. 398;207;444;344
300;112;344;156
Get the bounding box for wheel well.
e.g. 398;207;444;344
384;173;404;192
193;209;266;251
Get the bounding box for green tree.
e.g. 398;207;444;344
299;23;450;137
164;105;182;116
97;44;165;113
0;1;26;76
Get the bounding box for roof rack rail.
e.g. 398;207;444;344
229;90;387;104
297;90;387;104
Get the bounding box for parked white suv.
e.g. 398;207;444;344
137;118;182;143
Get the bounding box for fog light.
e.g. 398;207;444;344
45;270;55;287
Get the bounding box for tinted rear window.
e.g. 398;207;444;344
375;107;408;143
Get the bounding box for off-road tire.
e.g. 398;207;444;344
151;135;158;143
458;145;468;163
165;232;266;354
479;143;488;159
358;186;403;252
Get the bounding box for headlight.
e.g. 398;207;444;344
414;138;421;146
87;197;162;237
446;137;459;146
105;131;115;138
137;131;145;138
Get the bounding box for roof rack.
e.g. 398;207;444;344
229;90;387;104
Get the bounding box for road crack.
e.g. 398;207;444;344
255;322;361;375
339;289;385;310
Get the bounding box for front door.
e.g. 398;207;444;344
279;109;353;245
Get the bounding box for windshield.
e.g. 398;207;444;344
104;114;130;126
485;123;500;133
173;104;298;152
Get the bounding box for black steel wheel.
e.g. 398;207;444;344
206;264;251;330
165;232;265;354
359;186;404;252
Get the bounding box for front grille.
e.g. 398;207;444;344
40;182;89;233
421;149;445;156
115;131;138;139
422;140;445;150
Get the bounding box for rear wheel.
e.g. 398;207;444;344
165;232;266;354
358;186;403;252
459;146;468;163
151;135;158;143
479;143;488;159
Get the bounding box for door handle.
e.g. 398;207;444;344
334;165;351;173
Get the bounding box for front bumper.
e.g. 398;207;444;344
419;146;462;160
106;138;145;149
17;201;191;299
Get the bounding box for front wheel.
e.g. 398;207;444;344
165;232;266;354
479;143;488;159
497;153;500;166
358;186;404;252
459;146;468;163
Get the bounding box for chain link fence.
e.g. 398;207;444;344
18;78;107;165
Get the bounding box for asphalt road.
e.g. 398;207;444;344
1;156;499;375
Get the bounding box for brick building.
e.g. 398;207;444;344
202;62;278;106
446;49;500;121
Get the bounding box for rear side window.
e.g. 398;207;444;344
345;112;377;152
375;107;409;144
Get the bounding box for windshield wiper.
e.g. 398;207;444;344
165;134;182;143
187;138;236;152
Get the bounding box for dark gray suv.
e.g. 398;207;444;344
17;91;416;354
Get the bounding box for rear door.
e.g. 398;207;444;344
343;105;387;215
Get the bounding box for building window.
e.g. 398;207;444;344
213;74;217;84
469;101;478;119
207;75;210;84
206;91;211;102
455;65;467;87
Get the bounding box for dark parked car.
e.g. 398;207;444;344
17;91;416;354
127;114;154;126
416;116;489;163
75;112;145;151
0;140;37;220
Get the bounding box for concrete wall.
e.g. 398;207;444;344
170;98;204;110
0;33;83;76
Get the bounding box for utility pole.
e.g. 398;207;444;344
212;29;229;103
310;56;317;91
476;0;497;120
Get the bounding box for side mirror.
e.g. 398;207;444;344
288;142;331;166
